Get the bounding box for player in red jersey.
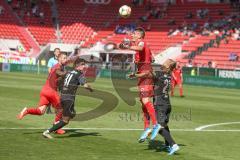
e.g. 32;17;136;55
125;28;161;142
171;64;184;97
17;53;68;134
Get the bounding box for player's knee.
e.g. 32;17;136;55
38;106;47;115
62;119;69;124
141;98;150;105
56;108;63;114
159;122;167;128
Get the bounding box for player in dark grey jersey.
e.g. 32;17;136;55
43;58;93;139
152;59;180;155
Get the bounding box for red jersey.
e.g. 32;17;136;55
134;40;153;73
134;40;153;87
44;63;63;90
172;68;182;81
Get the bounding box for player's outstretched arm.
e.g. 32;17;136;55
129;45;144;51
56;69;67;77
64;55;79;65
128;71;152;79
118;42;143;51
83;83;93;92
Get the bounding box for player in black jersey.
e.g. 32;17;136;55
43;58;93;139
152;59;180;155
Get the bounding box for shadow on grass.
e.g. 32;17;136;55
146;140;186;153
23;131;43;134
56;129;101;139
22;129;101;138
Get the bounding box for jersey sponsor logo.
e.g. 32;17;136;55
84;0;111;4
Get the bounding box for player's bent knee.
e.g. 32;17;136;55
159;122;167;128
38;105;47;114
56;108;63;113
141;97;150;105
62;119;69;124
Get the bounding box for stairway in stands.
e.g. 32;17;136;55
0;0;46;56
12;0;57;46
0;0;31;52
57;0;118;44
192;39;240;69
84;2;232;55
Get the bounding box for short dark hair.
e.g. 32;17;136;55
135;27;145;38
54;48;60;52
74;58;86;68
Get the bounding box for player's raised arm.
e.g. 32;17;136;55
78;73;93;92
56;68;67;77
65;55;79;65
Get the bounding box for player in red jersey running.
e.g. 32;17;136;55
124;28;161;142
171;64;184;97
17;53;68;134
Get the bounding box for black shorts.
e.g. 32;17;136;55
61;99;76;119
154;105;171;126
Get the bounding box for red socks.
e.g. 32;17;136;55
144;102;157;125
25;107;63;124
180;86;183;97
26;108;42;115
142;105;150;129
54;111;63;123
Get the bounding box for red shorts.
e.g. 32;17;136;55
172;79;182;86
39;86;61;109
138;77;153;99
138;84;153;99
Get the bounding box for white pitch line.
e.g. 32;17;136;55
0;127;240;132
195;122;240;131
0;127;193;131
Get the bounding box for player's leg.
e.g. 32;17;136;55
43;100;75;139
141;101;150;129
170;80;176;97
138;101;152;143
164;125;170;147
17;93;49;120
156;106;179;155
46;104;53;114
51;92;65;134
17;105;47;119
178;82;184;97
164;108;171;147
155;105;174;146
141;97;161;140
141;97;158;125
43;116;70;139
159;127;179;155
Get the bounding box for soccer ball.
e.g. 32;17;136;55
119;5;131;18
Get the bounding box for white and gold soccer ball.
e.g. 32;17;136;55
119;5;131;18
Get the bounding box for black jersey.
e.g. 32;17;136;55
61;70;86;100
153;70;171;106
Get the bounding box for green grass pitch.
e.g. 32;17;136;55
0;72;239;160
